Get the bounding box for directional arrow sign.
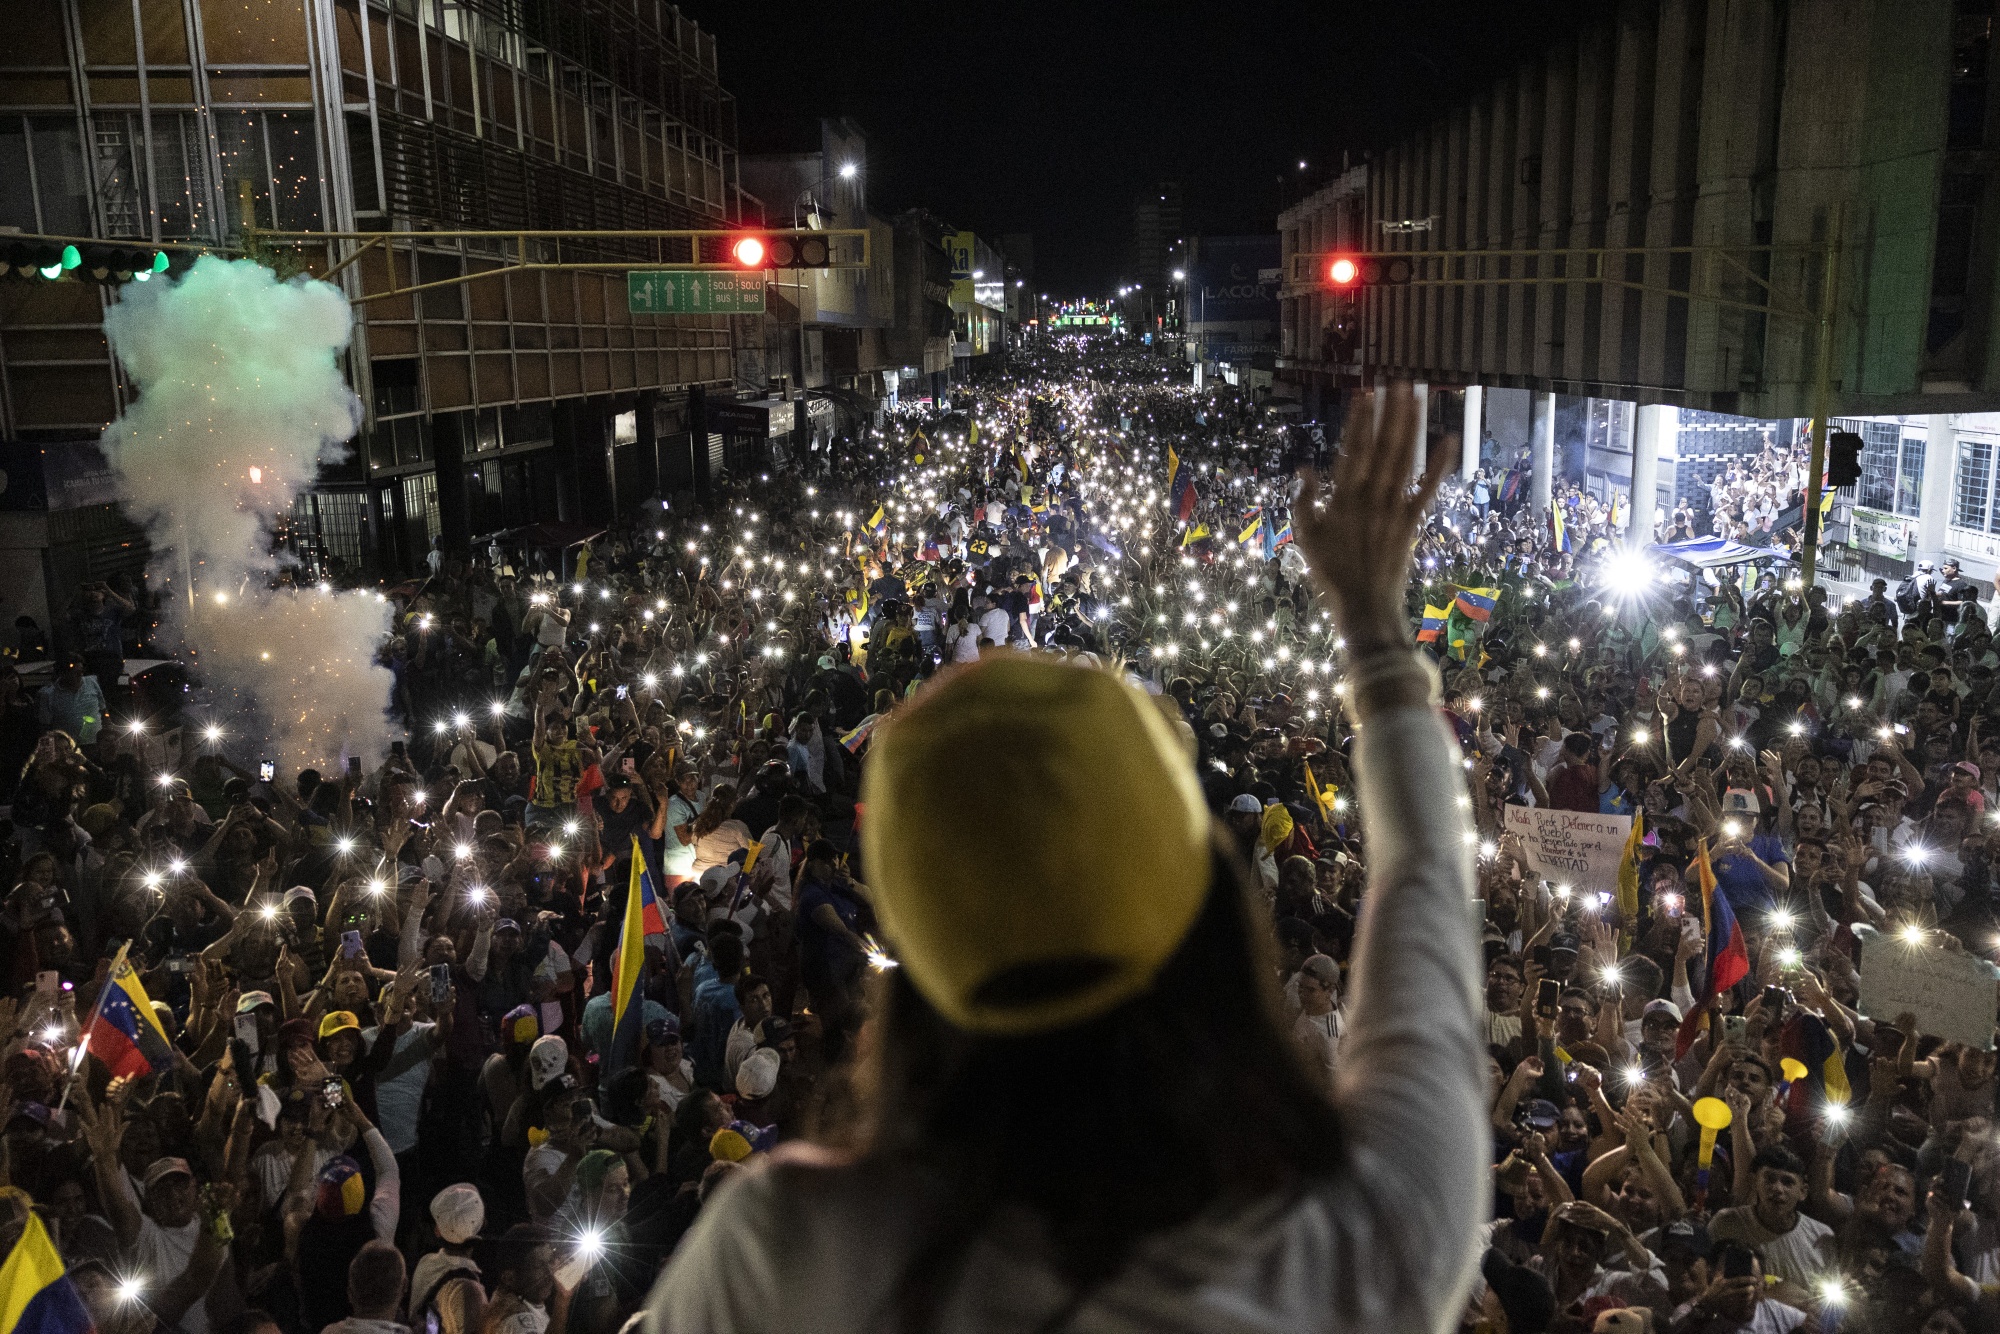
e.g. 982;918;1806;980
627;271;766;315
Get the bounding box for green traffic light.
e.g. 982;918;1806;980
59;244;80;270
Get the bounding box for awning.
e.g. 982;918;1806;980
1649;537;1793;569
484;522;607;549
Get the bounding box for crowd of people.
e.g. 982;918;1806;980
0;337;1996;1334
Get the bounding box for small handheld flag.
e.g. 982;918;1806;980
84;947;173;1081
0;1212;93;1334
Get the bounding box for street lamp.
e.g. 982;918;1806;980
838;162;857;179
1172;268;1185;280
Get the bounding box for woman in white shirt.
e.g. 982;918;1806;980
689;783;752;876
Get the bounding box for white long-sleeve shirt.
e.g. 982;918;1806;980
646;683;1488;1333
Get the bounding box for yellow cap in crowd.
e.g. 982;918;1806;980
860;655;1210;1035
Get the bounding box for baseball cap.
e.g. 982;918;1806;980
1659;1217;1713;1258
318;1011;361;1040
1721;787;1761;814
1520;1098;1561;1130
494;918;523;935
1481;1248;1554;1334
236;990;275;1014
644;1014;682;1046
1956;761;1983;780
528;1034;568;1090
755;1016;793;1048
735;1047;780;1099
709;1126;755;1163
501;1004;539;1046
1228;792;1264;815
283;886;316;906
315;1155;366;1220
430;1183;484;1244
1641;998;1684;1024
142;1157;194;1192
860;657;1211;1035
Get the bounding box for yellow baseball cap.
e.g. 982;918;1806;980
860;656;1210;1035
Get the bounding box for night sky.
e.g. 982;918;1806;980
696;0;1595;296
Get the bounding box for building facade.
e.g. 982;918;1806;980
0;0;746;589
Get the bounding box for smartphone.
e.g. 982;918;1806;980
616;685;629;700
340;929;363;959
1876;1025;1905;1059
1762;985;1788;1016
1720;1246;1757;1280
1536;979;1561;1020
391;741;407;761
233;1011;260;1053
622;757;637;775
1532;944;1553;971
348;756;362;780
321;1077;345;1109
259;760;275;782
1943;1158;1973;1213
1722;1014;1749;1044
429;963;452;1005
34;970;58;998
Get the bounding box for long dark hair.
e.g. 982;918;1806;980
851;837;1344;1328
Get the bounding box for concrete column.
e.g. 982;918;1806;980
1915;413;1955;562
1531;390;1555;510
1412;381;1430;478
1630;404;1669;546
1461;385;1482;480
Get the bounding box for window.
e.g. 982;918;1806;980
1854;420;1923;517
1956;435;1994;530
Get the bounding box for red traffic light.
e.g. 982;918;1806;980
1327;256;1358;286
730;236;766;268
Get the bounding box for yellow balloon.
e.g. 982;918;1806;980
1692;1096;1734;1131
1781;1057;1809;1083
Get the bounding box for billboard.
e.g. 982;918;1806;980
1189;235;1280;328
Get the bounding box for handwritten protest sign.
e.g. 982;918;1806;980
1854;925;1999;1050
1501;806;1632;891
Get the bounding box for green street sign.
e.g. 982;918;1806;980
626;270;767;314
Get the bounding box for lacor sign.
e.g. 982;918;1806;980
1848;505;1909;559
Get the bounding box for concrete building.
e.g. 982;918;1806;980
1186;234;1280;393
0;0;746;596
738;117;895;455
1280;0;2000;586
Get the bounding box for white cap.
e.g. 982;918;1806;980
430;1183;484;1244
528;1034;568;1090
1228;793;1263;815
735;1047;780;1100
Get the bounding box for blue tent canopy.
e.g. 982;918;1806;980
1648;537;1794;569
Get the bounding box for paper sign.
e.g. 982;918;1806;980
1502;806;1633;891
1854;925;1999;1050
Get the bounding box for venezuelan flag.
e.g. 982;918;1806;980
1615;811;1643;921
1271;520;1293;549
1453;586;1500;622
1417;604;1449;643
1675;839;1751;1057
631;835;669;935
86;957;172;1081
1166;445;1181;495
1179;523;1210;548
866;506;886;536
1779;1010;1851;1118
0;1212;92;1334
1236;508;1264;547
1551;504;1570;553
606;839;654;1079
1304;761;1338;823
840;716;879;753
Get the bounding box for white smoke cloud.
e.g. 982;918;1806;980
100;256;398;771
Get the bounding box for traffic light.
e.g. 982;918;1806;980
1323;254;1414;288
1827;430;1863;487
0;241;170;283
726;231;833;270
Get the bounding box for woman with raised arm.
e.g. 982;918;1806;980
647;384;1487;1333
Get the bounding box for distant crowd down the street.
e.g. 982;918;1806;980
7;338;2000;1334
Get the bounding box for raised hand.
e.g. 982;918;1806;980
1293;383;1455;654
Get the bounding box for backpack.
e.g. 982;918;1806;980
1895;576;1926;615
